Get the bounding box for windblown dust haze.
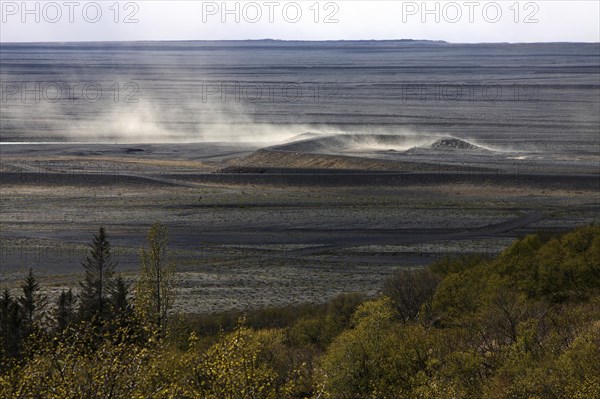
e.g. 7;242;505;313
1;41;599;156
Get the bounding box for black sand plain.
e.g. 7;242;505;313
1;41;598;313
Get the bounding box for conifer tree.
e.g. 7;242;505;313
55;289;76;331
18;269;47;334
110;275;132;316
0;289;23;360
79;226;116;321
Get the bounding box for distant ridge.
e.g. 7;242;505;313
3;39;597;45
1;38;449;45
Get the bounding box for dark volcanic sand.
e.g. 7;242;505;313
1;41;599;313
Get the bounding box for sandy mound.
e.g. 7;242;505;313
229;134;494;172
403;137;492;155
271;134;426;154
429;138;480;150
233;149;414;171
229;148;485;173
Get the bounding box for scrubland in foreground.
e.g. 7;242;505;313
1;224;599;399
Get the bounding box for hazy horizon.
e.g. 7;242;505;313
2;38;600;45
1;1;598;43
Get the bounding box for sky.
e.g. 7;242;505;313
0;1;599;43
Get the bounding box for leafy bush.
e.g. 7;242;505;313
1;225;599;399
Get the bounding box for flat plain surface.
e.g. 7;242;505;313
1;41;598;313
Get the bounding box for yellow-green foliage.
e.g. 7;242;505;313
495;225;600;299
1;225;599;399
318;226;600;399
136;223;177;333
185;326;291;398
319;298;446;398
0;324;152;399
